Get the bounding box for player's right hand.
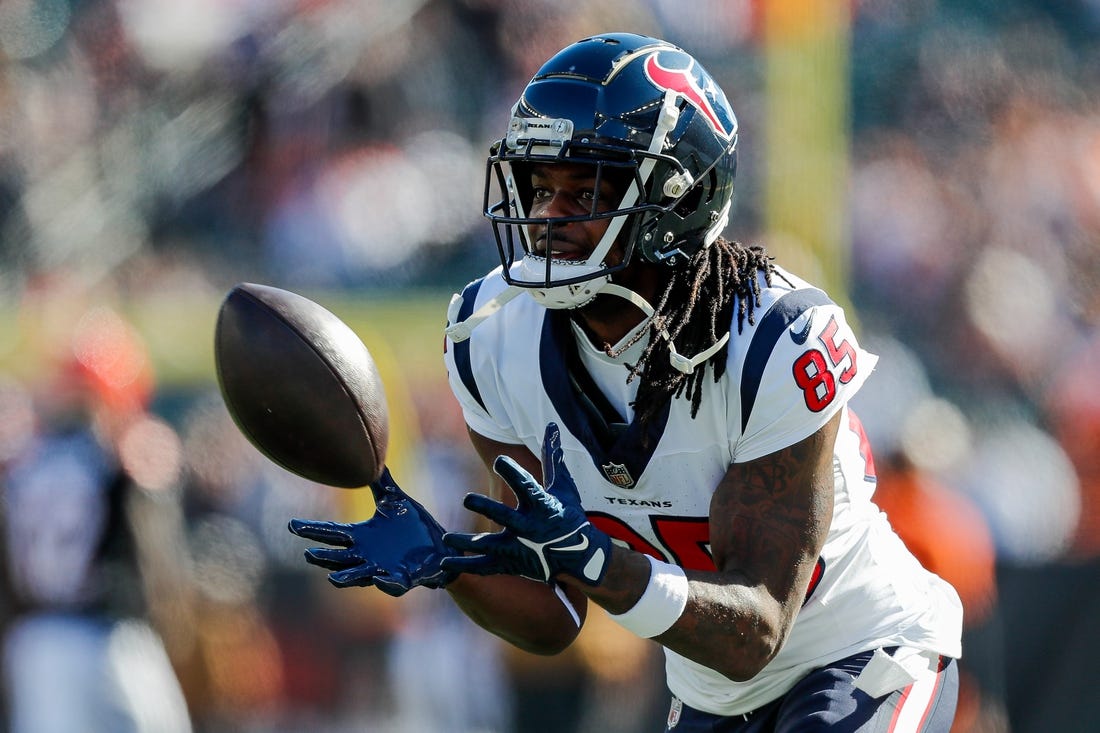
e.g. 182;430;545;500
288;467;457;596
441;423;612;586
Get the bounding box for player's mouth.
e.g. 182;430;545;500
534;235;588;262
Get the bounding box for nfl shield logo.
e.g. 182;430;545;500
602;462;634;488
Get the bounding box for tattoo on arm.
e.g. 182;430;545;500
654;415;840;676
715;425;834;581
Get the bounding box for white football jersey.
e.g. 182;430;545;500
444;263;962;716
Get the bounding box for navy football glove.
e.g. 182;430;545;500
441;423;612;586
288;466;456;596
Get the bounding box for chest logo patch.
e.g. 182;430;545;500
602;461;635;488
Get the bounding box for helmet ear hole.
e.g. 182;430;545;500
674;183;705;218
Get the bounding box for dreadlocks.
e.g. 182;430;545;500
628;238;777;427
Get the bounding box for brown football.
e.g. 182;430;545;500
214;283;388;488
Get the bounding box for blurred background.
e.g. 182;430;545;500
1;0;1098;731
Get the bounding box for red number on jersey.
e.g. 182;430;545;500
820;316;858;383
588;512;716;571
793;350;836;412
652;516;713;570
793;314;858;411
589;511;825;603
587;512;666;561
847;409;877;482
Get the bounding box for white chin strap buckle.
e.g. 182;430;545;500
667;332;729;374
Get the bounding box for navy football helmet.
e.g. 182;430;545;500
484;33;739;309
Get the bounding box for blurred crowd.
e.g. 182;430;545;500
1;1;1099;732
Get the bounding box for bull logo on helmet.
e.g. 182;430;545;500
643;52;735;140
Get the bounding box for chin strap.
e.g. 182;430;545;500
599;284;729;375
446;281;729;375
667;331;729;374
444;285;522;343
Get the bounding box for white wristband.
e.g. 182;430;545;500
609;555;689;638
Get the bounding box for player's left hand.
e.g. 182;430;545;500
288;467;456;596
442;423;612;586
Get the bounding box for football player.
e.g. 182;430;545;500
291;33;963;731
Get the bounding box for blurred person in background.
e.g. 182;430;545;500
290;33;963;732
0;286;194;733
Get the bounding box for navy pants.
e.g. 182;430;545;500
665;650;958;732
